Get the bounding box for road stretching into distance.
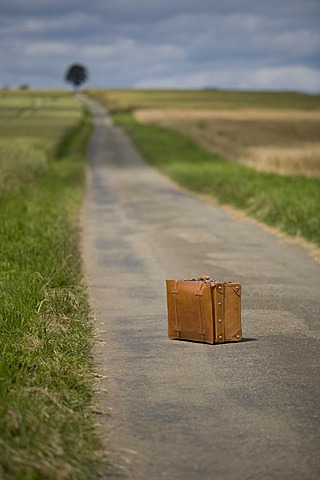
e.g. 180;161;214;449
81;96;320;480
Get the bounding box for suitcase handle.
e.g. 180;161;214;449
197;275;211;281
193;276;232;284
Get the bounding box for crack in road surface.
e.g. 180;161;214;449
81;96;320;480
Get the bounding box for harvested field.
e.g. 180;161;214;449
135;108;320;177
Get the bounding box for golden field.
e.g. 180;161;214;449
135;108;320;177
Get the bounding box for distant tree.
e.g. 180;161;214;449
19;84;30;90
65;64;88;89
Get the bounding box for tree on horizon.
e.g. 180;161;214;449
65;64;88;89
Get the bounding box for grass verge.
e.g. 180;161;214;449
0;105;103;479
112;112;320;246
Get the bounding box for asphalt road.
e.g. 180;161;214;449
81;96;320;480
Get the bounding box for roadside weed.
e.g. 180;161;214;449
0;94;103;479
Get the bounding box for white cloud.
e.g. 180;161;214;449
255;30;320;56
23;13;93;33
134;65;320;92
82;39;185;63
86;40;187;86
25;41;76;56
225;13;264;33
251;66;320;91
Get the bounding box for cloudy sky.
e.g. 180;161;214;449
1;0;320;92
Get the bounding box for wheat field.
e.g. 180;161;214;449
135;108;320;177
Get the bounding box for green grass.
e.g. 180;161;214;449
112;112;320;246
0;93;103;479
0;91;82;152
87;88;320;111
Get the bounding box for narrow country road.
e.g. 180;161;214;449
81;96;320;480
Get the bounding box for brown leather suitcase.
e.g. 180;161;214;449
166;276;242;344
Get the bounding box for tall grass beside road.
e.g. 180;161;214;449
0;93;102;479
112;112;320;247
